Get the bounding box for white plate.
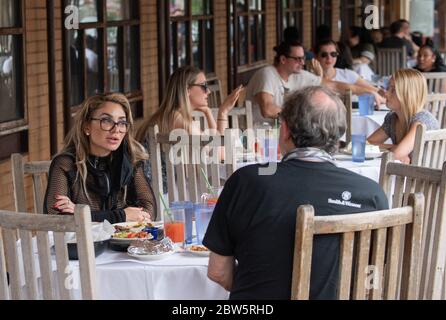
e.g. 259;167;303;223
182;245;210;257
127;250;174;261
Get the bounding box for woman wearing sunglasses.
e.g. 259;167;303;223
314;40;385;106
44;93;156;223
137;66;243;138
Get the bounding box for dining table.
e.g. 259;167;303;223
69;247;230;300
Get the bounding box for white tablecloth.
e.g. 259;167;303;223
69;249;229;300
335;157;382;183
232;156;382;183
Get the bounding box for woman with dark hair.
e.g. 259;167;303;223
415;45;446;73
45;93;156;223
334;41;354;70
314;40;385;105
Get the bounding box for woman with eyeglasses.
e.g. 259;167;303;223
367;69;440;163
136;66;243;138
44;93;156;223
314;40;385;106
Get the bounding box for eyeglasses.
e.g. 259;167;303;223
90;118;129;133
286;55;305;63
320;51;339;58
190;82;209;93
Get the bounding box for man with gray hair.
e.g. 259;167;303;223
204;86;388;300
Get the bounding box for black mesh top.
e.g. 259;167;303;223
44;153;156;224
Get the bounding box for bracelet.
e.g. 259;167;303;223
217;118;228;121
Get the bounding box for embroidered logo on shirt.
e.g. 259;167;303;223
328;191;362;209
342;191;352;201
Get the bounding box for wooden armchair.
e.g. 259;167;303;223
11;154;51;214
375;47;407;76
424;94;446;128
0;205;96;300
412;125;446;169
148;125;236;220
380;153;446;299
424;73;446;94
292;193;424;300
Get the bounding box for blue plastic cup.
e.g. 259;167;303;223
170;202;195;244
352;134;366;163
194;203;215;245
358;94;374;116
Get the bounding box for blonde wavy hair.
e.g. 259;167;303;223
62;93;149;199
136;66;202;142
392;69;428;135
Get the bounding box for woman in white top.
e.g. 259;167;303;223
315;40;384;106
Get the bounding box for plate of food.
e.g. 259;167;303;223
182;245;210;257
110;222;161;251
111;222;154;241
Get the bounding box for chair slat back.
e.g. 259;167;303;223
148;125;236;220
342;90;353;145
0;205;97;300
380;153;446;299
207;79;223;109
412;125;446;169
376;47;407;76
11;154;51;214
423;73;446;94
425;94;446;127
291;193;424;300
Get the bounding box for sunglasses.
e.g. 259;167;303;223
320;51;339;58
286;55;305;63
190;82;209;92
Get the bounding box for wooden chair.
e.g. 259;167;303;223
423;73;446;94
424;93;446;128
11;154;51;214
412;125;446;169
438;50;446;63
148;125;236;220
380;153;446;299
192;104;255;153
342;90;353;145
207;78;223;109
291;193;424;300
0;205;96;300
375;47;407;76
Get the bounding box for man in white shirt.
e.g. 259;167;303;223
246;41;321;126
246;41;386;125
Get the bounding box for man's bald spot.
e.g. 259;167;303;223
309;89;338;112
